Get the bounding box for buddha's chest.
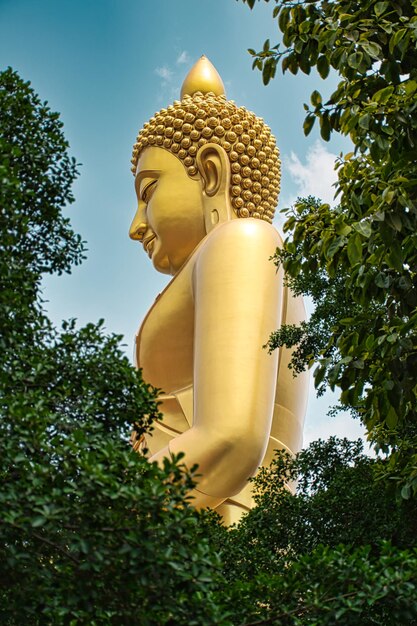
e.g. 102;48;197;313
135;270;195;393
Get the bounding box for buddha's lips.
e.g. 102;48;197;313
143;234;156;257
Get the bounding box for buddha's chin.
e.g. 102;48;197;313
151;251;172;275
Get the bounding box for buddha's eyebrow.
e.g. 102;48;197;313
135;169;160;194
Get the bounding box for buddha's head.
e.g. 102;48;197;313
130;56;281;275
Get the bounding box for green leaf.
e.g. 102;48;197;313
311;90;322;106
339;318;354;326
374;1;388;16
372;85;394;103
317;55;330;79
403;80;417;96
339;13;352;24
389;28;407;54
381;124;394;135
353;221;372;237
375;272;390;288
347;233;362;265
326;236;344;260
335;222;352;236
401;483;411;499
262;61;272;85
303;114;315;136
320;114;331;141
361;41;382;59
359;112;370;129
386;406;398;428
385;212;402;232
382;187;395;204
299;50;311;75
348;51;364;69
314;364;327;387
365;334;375;350
278;7;290;33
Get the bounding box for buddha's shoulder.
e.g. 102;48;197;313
197;218;282;261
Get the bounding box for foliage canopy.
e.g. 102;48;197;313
0;68;225;626
241;0;417;495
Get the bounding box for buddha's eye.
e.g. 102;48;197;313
141;180;157;204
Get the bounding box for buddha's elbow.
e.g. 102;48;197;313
214;425;268;487
232;428;267;476
187;421;270;499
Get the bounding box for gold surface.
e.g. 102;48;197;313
130;58;308;524
181;55;225;99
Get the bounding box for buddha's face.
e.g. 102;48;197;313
130;147;206;275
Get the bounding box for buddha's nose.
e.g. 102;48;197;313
129;207;147;241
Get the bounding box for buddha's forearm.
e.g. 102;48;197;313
148;443;227;510
149;424;268;505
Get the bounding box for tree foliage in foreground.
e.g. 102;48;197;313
216;439;417;625
241;0;417;494
0;68;225;626
2;66;417;624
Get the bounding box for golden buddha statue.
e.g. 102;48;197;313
129;56;308;525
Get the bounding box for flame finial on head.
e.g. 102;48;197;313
180;55;226;99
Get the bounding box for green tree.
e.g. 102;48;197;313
215;439;417;625
0;68;227;626
240;0;417;495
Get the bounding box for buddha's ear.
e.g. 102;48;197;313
196;142;232;232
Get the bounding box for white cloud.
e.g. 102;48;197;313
303;409;369;449
155;66;173;81
176;50;189;65
285;140;338;206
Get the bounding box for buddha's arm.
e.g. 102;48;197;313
150;219;283;509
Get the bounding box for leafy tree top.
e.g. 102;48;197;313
0;67;85;278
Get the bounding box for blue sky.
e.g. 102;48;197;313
1;0;366;446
